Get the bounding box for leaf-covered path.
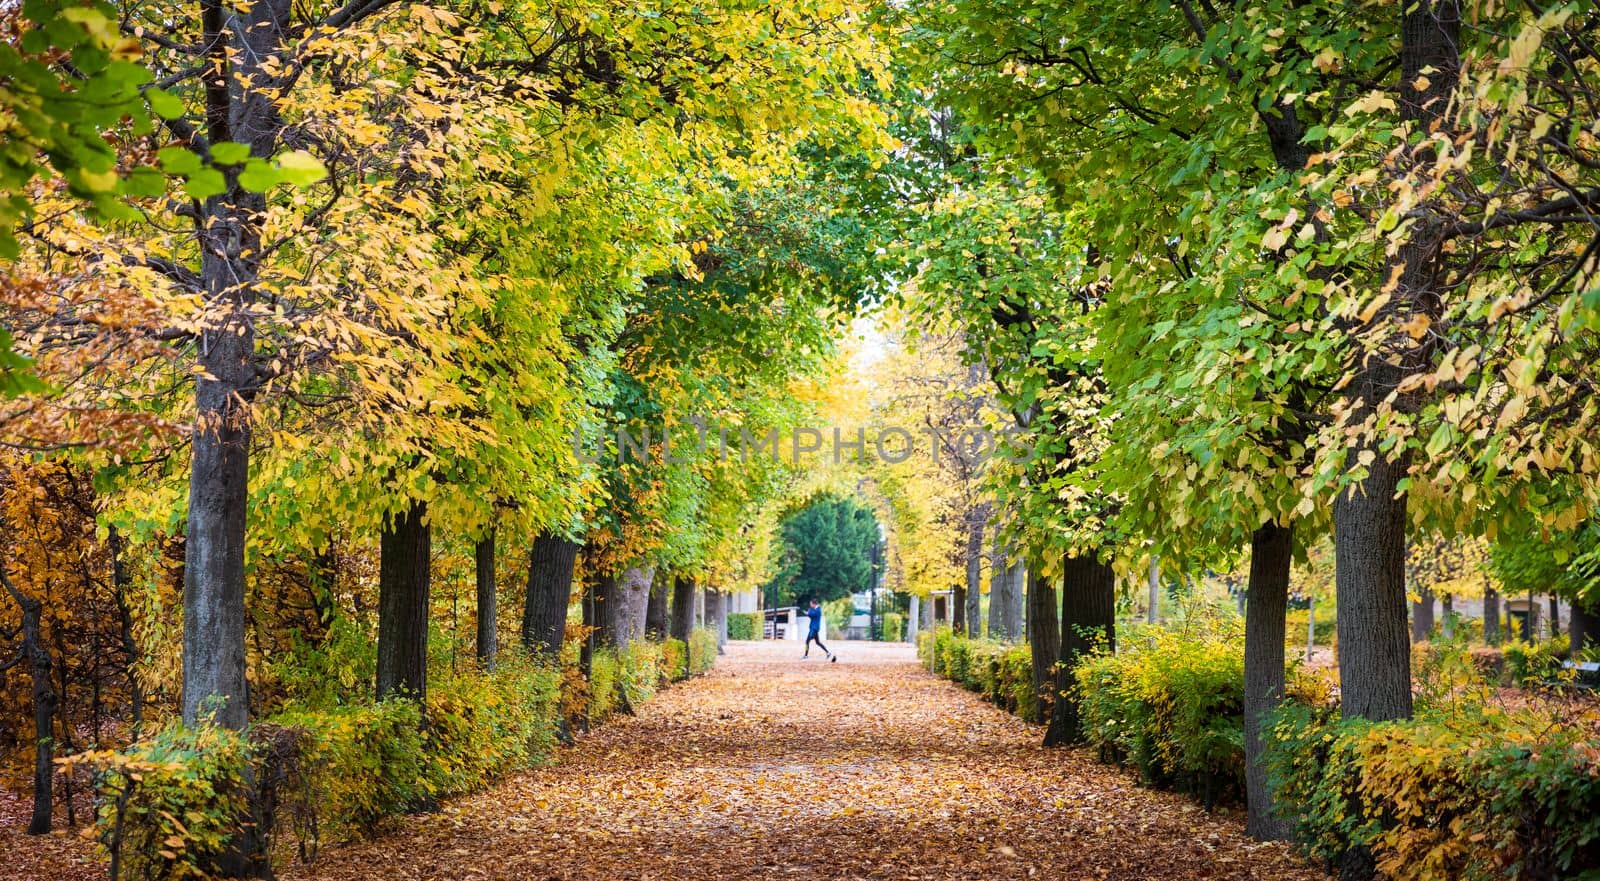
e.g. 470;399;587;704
290;642;1319;881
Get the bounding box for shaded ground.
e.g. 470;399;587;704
2;787;103;881
290;641;1318;881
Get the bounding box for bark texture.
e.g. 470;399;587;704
964;514;985;637
990;541;1025;641
645;574;669;639
181;336;251;730
1026;567;1059;726
1244;522;1293;841
377;500;431;702
475;531;497;668
709;590;728;654
598;567;652;650
1045;552;1115;746
2;571;55;834
670;575;696;647
522;532;579;659
952;584;968;635
1333;452;1413;722
1484;586;1501;645
1411;587;1435;643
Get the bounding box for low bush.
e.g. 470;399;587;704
1074;629;1245;805
265;699;428;850
1502;634;1570;686
880;611;905;642
77;634;715;879
688;627;718;675
72;723;256;881
660;637;688;682
916;626;950;674
922;624;1600;881
585;647;634;724
728;612;760;641
920;630;1039;722
1265;701;1600;881
423;655;562;799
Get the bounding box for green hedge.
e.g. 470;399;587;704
728;612;760;641
81;637;707;879
688;627;718;675
918;628;1038;722
921;629;1597;880
880;611;905;642
1265;702;1600;881
1074;630;1245;804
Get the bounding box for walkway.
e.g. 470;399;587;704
290;641;1318;880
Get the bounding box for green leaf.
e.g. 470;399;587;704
236;158;283;192
146;87;185;120
210;142;252;165
123;167;168;198
157;147;203;177
184;168;227;200
276;150;327;187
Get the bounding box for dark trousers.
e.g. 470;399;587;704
805;632;829;655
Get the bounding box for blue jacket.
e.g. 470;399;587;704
803;605;822;634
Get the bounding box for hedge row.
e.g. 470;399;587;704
917;628;1039;722
1267;703;1600;881
76;632;720;880
1075;629;1246;807
728;612;760;641
919;628;1598;880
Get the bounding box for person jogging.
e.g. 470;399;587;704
801;598;836;662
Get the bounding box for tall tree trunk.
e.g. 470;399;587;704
1244;522;1293;841
990;539;1024;641
965;514;984;638
1045;551;1115;746
475;530;497;669
1571;599;1599;655
580;574;599;677
592;571;621;648
377;500;431;702
1483;585;1501;646
710;590;728;654
1334;0;1460;734
1333;452;1413;722
2;571;55;834
670;575;695;646
1306;592;1317;663
604;566;651;649
1548;595;1561;639
645;573;669;639
522;532;579;659
1026;568;1059;726
108;526;145;735
1146;558;1161;626
182;318;252;731
1411;587;1435;643
952;584;967;635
